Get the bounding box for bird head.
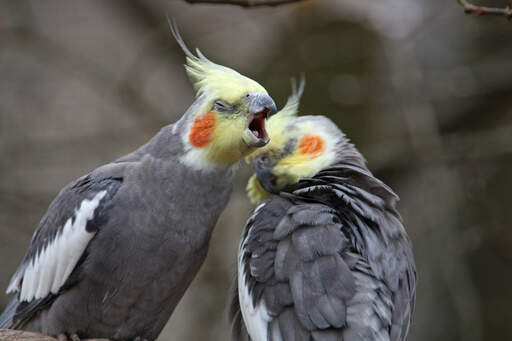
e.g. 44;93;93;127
246;79;365;204
170;21;277;169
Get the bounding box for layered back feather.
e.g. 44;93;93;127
232;160;416;341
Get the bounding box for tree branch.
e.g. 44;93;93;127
0;329;108;341
456;0;512;19
185;0;304;7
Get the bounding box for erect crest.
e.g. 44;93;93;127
169;19;267;102
266;75;305;133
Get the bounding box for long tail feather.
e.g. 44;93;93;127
0;297;19;329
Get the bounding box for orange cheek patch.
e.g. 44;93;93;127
189;112;216;147
299;135;325;156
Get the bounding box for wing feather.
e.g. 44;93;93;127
14;190;107;302
232;197;356;340
2;175;122;329
231;164;416;341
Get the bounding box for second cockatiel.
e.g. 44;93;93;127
230;81;416;341
0;24;276;341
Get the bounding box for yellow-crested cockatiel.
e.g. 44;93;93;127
230;79;416;341
0;23;276;341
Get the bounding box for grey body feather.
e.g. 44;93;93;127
1;95;235;340
230;162;416;341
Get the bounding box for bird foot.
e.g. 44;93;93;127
133;337;148;341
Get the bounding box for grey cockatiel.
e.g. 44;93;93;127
0;25;277;341
229;82;416;341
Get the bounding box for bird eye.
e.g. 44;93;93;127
213;100;232;112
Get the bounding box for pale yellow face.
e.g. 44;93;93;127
246;116;341;204
186;108;256;165
182;95;274;167
275;121;339;184
179;47;276;168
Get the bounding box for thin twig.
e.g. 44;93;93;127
456;0;512;19
185;0;304;7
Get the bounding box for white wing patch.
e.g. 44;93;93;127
238;220;273;341
6;190;107;302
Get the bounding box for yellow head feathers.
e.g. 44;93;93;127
170;20;267;103
270;117;340;186
246;77;351;204
170;21;277;170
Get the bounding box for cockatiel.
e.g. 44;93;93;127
0;24;276;341
229;80;416;341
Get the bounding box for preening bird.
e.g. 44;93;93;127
0;24;276;341
229;81;416;341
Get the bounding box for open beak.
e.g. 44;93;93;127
243;93;277;148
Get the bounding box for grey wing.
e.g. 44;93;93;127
231;197;416;341
342;202;416;341
339;214;416;341
232;198;357;341
388;238;416;341
272;203;357;340
357;237;416;341
0;171;123;328
229;197;292;341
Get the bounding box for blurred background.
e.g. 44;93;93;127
0;0;511;340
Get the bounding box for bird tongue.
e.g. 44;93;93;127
249;111;268;140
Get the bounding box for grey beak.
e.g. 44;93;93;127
242;93;276;148
252;156;279;194
247;93;277;117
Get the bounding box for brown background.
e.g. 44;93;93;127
0;0;511;340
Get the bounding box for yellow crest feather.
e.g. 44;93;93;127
169;20;267;103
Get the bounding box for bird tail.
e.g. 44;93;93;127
0;297;19;329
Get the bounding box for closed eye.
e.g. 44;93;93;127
213;100;233;112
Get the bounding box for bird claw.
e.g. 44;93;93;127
133;337;148;341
